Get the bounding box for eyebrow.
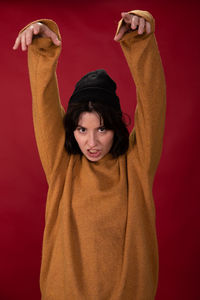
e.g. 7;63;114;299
77;125;105;129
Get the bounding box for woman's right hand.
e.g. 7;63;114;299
13;22;61;51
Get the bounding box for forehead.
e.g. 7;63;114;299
78;112;103;126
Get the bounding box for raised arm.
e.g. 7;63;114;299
13;20;68;184
115;11;166;180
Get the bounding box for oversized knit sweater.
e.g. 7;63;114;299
25;10;166;300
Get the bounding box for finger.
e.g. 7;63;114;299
121;12;133;25
32;23;41;35
131;15;139;30
13;35;21;50
114;24;128;41
21;34;27;51
138;17;145;35
51;35;61;46
46;29;61;46
33;23;61;46
25;28;34;46
146;21;151;34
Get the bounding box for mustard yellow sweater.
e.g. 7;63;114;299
25;10;166;300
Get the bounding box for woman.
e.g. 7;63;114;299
13;10;166;300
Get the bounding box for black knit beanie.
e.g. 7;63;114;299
68;69;121;111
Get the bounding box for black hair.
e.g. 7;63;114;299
63;99;130;158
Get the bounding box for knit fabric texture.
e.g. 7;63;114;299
69;69;121;111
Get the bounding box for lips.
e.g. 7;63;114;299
89;149;99;153
87;149;101;158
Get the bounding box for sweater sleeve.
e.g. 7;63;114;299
116;10;166;179
23;19;68;184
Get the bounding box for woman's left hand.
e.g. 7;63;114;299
114;12;151;42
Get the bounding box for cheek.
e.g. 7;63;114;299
103;132;114;149
74;132;83;147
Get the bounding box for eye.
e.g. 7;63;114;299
98;126;106;133
77;126;86;133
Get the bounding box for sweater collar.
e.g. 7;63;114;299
83;152;116;165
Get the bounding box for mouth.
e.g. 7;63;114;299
87;149;101;158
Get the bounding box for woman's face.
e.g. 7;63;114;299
74;111;114;162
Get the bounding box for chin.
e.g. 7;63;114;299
86;155;103;162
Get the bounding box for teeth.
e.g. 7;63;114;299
89;150;98;153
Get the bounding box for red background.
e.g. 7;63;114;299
1;0;199;299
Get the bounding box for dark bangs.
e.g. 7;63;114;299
63;99;130;157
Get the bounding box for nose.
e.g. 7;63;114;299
87;132;97;148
